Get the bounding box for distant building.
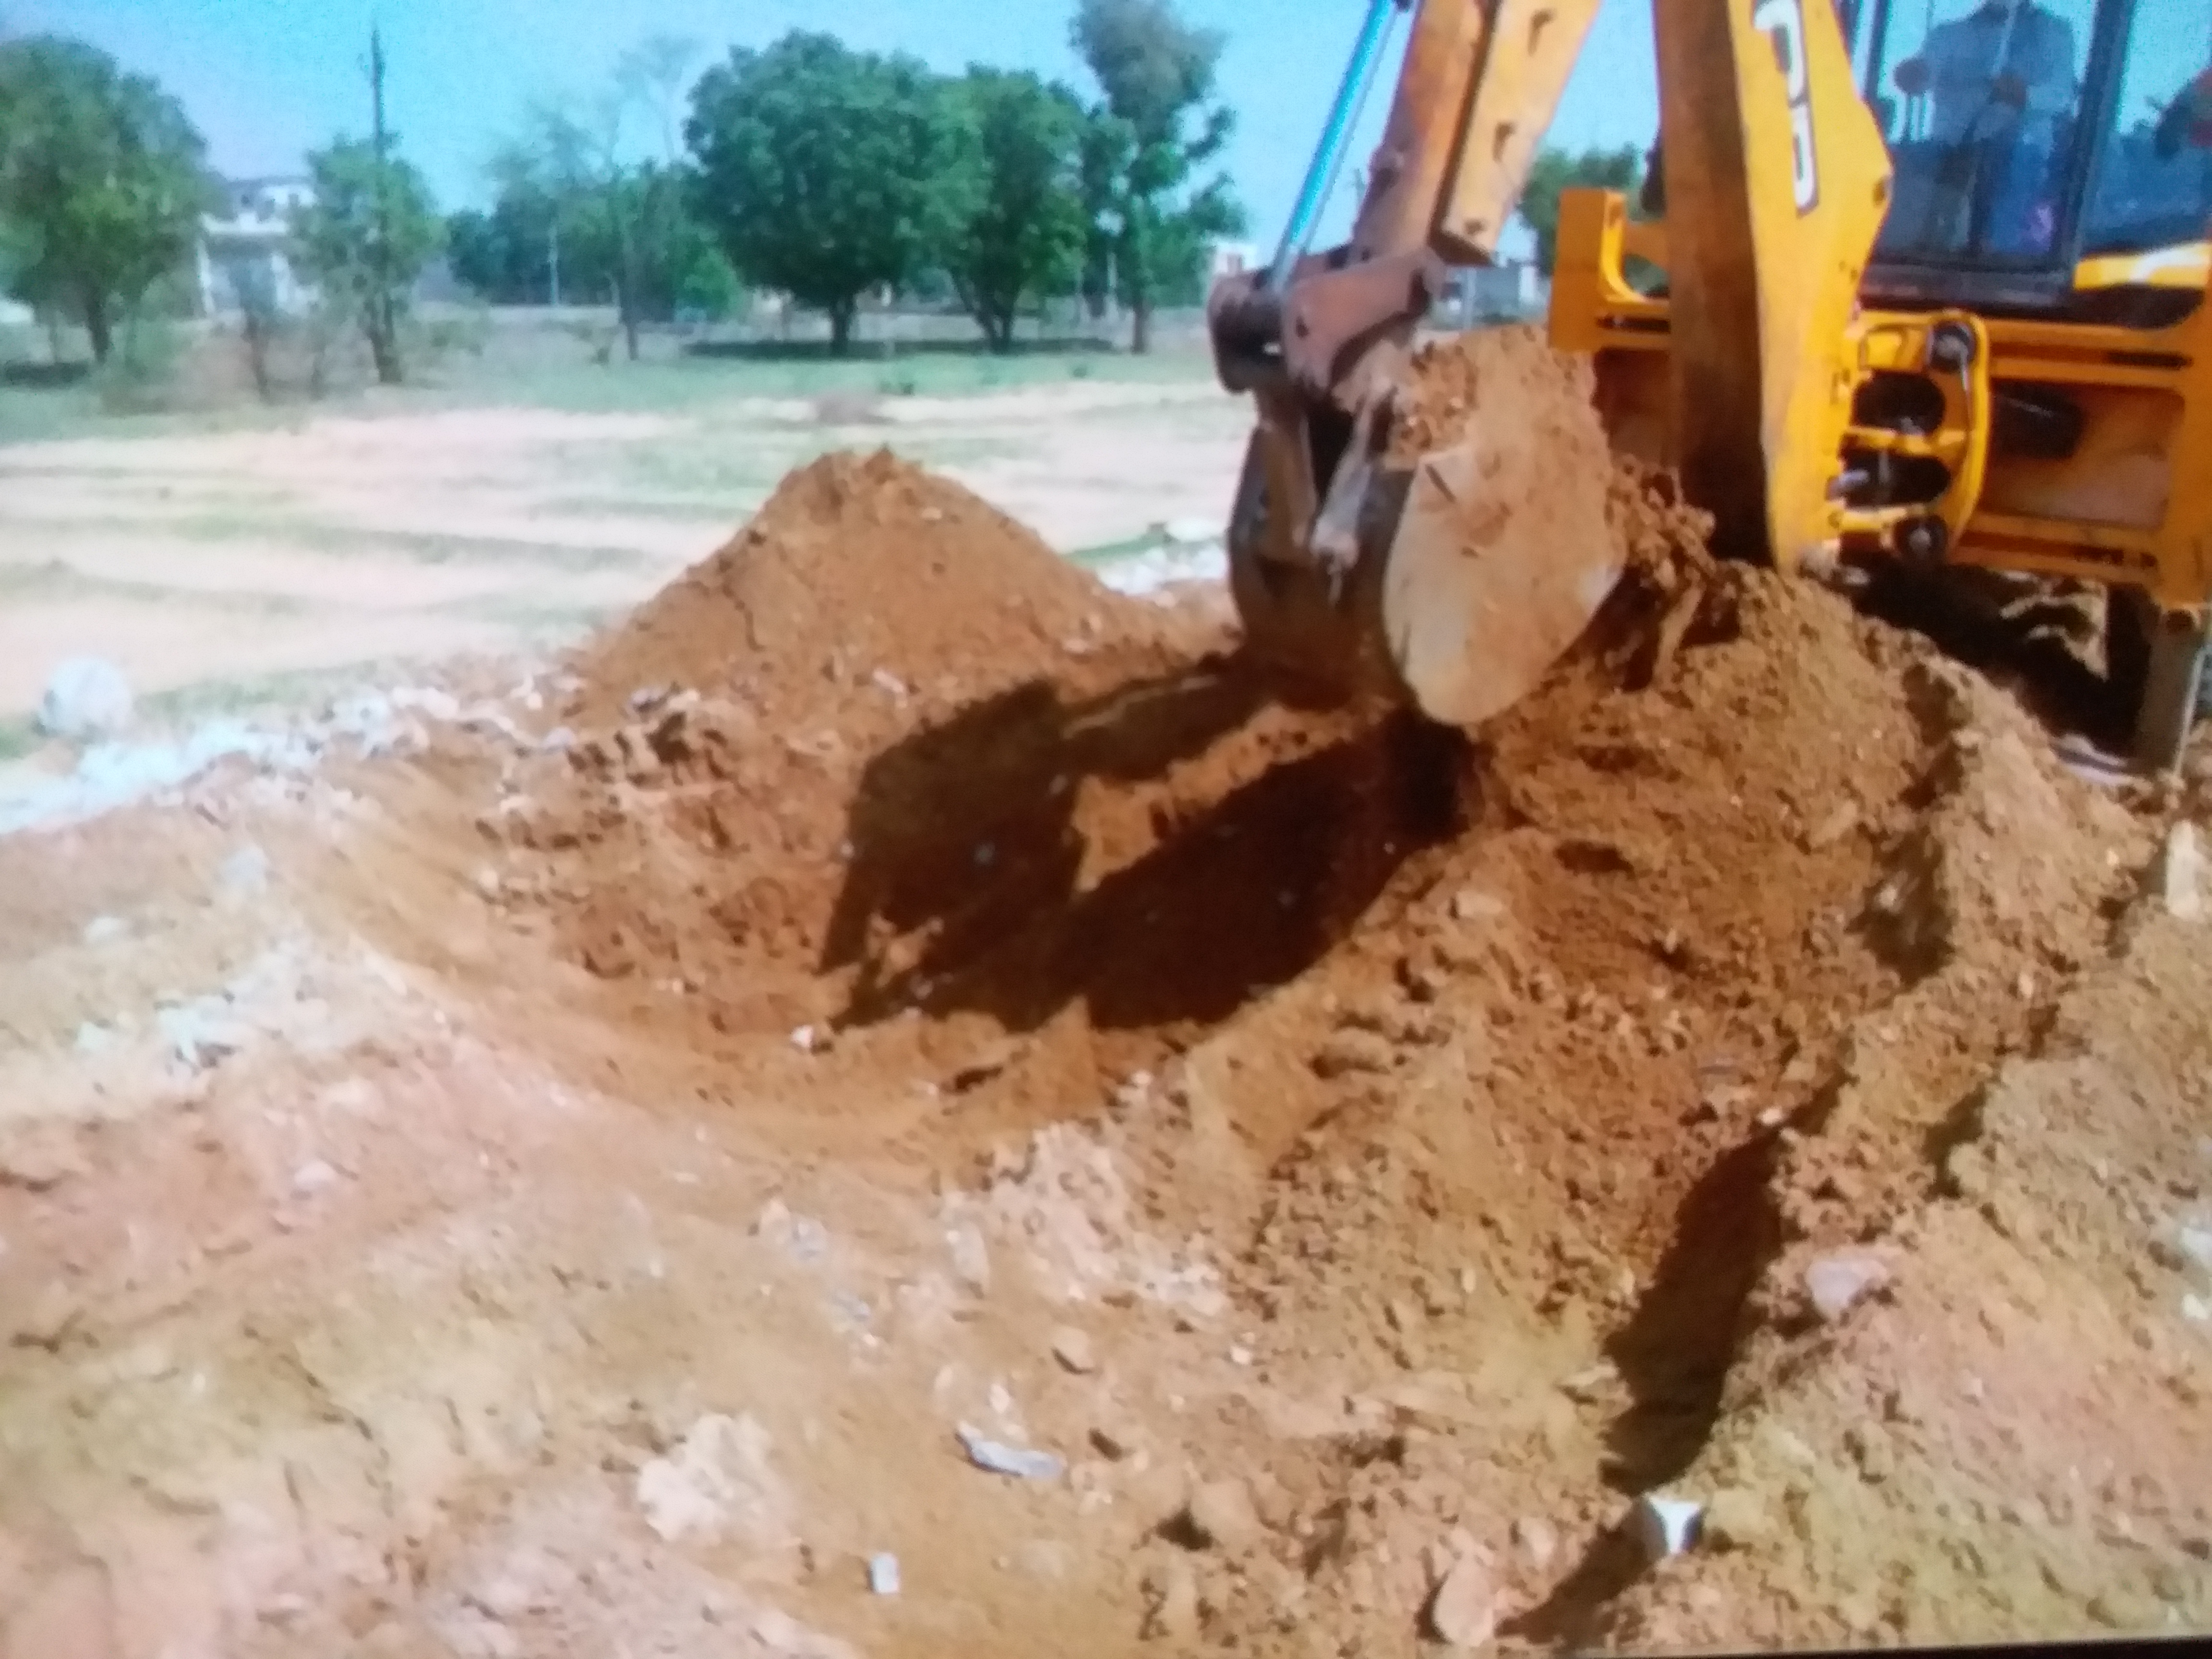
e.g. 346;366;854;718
196;176;316;319
1208;240;1259;282
1443;261;1547;325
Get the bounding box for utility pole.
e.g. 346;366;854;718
364;22;401;381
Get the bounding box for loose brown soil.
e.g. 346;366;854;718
2;329;2208;1659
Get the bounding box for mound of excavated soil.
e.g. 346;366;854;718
472;382;2194;1651
575;448;1186;732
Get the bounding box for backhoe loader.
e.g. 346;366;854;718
1208;0;2212;769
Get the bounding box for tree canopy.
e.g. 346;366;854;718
0;35;211;362
292;136;442;384
1070;0;1244;352
940;69;1088;351
1520;144;1644;275
685;33;972;352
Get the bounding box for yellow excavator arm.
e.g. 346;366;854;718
1208;0;2212;770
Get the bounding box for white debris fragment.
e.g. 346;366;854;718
1805;1250;1891;1322
2159;822;2204;922
291;1159;340;1197
73;1022;113;1056
217;844;271;897
1427;1552;1498;1649
790;1025;819;1054
81;915;128;947
947;1223;992;1294
635;1413;790;1546
956;1425;1064;1481
2183;1294;2211;1324
867;1552;901;1596
2178;1226;2212;1274
1632;1493;1703;1561
36;657;134;742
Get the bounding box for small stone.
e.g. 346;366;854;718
2182;1294;2210;1324
1559;1360;1620;1403
217;844;271;897
2158;822;2204;921
867;1552;900;1596
1703;1487;1770;1551
1141;1556;1200;1642
291;1159;340;1197
539;725;576;754
73;1022;113;1056
1185;1479;1263;1551
1426;1553;1497;1648
1452;889;1506;923
1090;1422;1142;1461
947;1224;991;1294
2176;1226;2212;1274
1050;1326;1098;1375
1806;801;1861;850
790;1024;818;1053
1631;1493;1703;1561
957;1426;1063;1481
81;915;128;947
1311;1029;1396;1079
474;866;503;901
36;656;133;740
1511;1515;1559;1570
1805;1250;1890;1322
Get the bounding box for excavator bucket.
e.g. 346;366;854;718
1208;0;1610;727
1380;367;1629;726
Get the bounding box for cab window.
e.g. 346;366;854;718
1859;0;2100;265
2080;0;2212;255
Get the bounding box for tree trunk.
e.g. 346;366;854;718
829;301;856;355
1130;298;1152;356
367;299;404;385
83;290;114;365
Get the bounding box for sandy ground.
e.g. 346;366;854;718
0;377;1246;726
2;338;2211;1659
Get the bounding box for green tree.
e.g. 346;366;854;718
0;36;210;363
1070;0;1245;353
942;69;1088;351
293;137;442;385
1519;144;1644;275
685;32;971;354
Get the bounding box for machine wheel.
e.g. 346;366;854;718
2108;588;2210;769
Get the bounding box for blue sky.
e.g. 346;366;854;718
11;0;1663;250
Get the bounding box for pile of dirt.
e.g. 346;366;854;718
465;371;2192;1651
572;447;1189;732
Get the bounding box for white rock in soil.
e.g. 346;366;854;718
1805;1250;1890;1322
36;657;133;741
1632;1494;1703;1561
635;1413;789;1546
217;844;271;897
867;1552;900;1595
291;1159;340;1197
1426;1553;1498;1648
947;1223;992;1294
81;915;127;947
1511;1515;1560;1570
2160;822;2204;922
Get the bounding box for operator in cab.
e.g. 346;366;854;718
2155;66;2212;159
1893;0;2080;257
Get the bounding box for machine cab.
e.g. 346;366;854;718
1848;0;2212;313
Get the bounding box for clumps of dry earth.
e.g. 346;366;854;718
2;330;2210;1659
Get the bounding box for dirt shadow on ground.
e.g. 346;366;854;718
1857;565;2127;749
1599;1136;1784;1493
823;657;1469;1037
